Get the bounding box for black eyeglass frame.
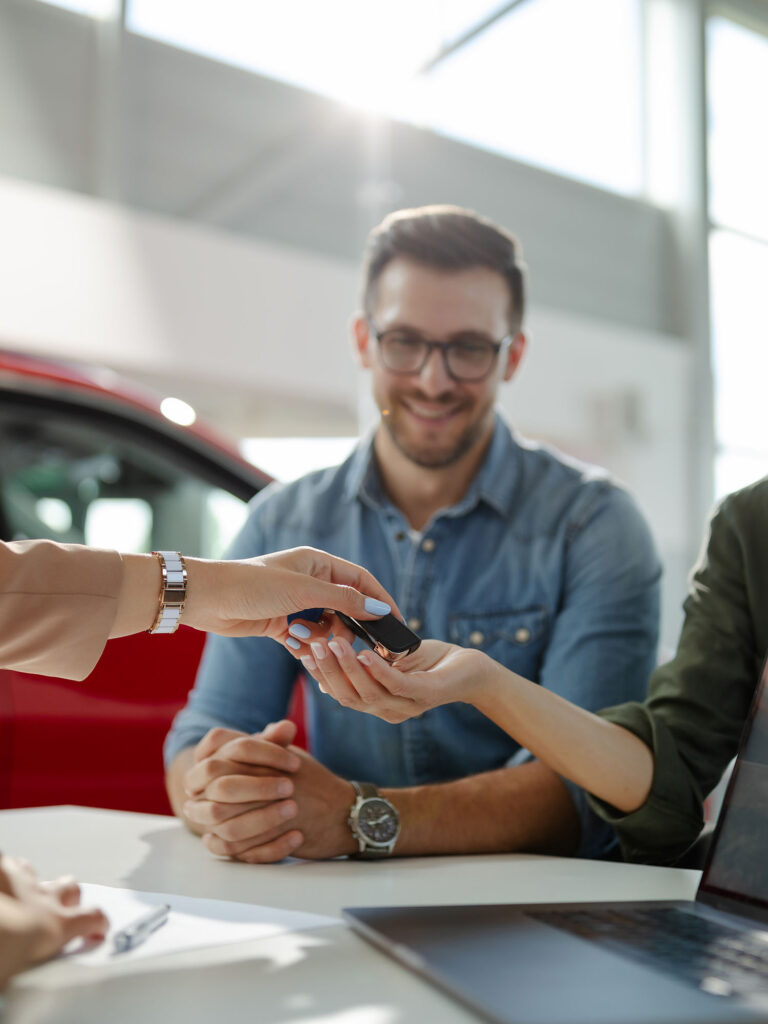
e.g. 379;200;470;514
368;322;514;382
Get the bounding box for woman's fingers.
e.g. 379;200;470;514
284;611;372;653
295;548;402;621
40;876;81;907
330;637;399;704
303;637;420;726
58;904;109;946
284;616;330;653
306;637;373;706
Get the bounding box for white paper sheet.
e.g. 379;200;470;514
68;882;339;965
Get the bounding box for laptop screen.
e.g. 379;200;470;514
699;656;768;909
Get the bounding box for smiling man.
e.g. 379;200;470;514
164;205;661;864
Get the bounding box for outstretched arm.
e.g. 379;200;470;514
302;637;655;816
112;545;396;643
0;539;395;680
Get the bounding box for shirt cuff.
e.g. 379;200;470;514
563;777;621;859
587;703;705;864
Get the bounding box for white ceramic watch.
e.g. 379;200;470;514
148;551;187;634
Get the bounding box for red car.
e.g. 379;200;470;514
0;351;304;814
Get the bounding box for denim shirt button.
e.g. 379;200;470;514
421;537;436;552
469;630;485;646
515;627;531;644
407;617;422;631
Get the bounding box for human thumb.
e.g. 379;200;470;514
318;583;392;621
261;719;298;747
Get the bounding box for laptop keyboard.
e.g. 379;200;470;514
532;906;768;998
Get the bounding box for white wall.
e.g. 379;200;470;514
0;175;692;649
0;175;361;434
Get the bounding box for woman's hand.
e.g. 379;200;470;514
116;546;399;652
183;546;398;646
297;637;488;723
0;855;108;989
297;635;655;815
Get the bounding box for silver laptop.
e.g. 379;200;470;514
344;657;768;1024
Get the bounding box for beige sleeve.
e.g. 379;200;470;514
0;540;124;680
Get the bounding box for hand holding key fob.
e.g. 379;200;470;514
286;607;420;663
335;611;421;663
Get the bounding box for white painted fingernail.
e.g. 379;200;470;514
328;640;343;658
311;642;327;660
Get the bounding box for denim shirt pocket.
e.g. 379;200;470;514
448;606;549;680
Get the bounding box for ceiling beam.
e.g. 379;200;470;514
418;0;536;75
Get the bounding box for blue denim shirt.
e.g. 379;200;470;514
165;416;661;857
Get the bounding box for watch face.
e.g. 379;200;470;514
358;797;399;845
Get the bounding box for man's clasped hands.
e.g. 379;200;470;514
182;635;475;863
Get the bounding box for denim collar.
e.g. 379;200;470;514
342;413;523;521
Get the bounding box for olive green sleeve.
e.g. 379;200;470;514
588;483;768;864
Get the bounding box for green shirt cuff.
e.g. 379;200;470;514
587;703;705;864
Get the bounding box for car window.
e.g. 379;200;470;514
0;399;251;558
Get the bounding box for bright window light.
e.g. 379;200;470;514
129;0;454;114
241;437;357;483
32;0;121;18
85;498;152;551
710;229;768;483
408;0;643;194
204;489;249;558
708;18;768;504
708;18;768;241
35;498;73;534
128;0;642;195
715;451;768;502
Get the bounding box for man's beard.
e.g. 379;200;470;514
381;400;489;469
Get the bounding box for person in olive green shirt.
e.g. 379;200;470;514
586;477;768;863
294;476;768;865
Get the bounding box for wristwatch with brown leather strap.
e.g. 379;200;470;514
347;780;400;858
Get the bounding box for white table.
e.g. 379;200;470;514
0;806;701;1024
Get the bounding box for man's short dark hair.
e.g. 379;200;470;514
361;205;527;333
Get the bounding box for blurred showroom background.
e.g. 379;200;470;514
0;0;766;656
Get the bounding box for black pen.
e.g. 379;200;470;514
112;903;170;954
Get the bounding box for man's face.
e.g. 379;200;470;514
354;258;524;469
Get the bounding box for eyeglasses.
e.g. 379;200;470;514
369;323;512;382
